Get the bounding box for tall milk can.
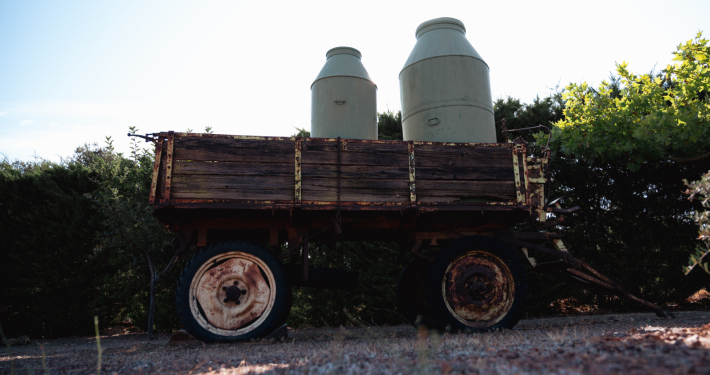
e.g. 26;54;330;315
311;47;377;139
399;18;496;143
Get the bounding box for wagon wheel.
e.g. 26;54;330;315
175;241;291;342
396;257;434;327
424;236;527;332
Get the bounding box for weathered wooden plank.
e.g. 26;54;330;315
302;165;409;179
416;166;514;180
302;178;408;190
302;141;408;153
176;137;294;152
302;151;408;166
171;175;293;190
415;154;513;168
173;138;294;163
173;161;293;176
417;196;513;203
171;189;294;200
302;190;409;202
417;180;516;199
415;144;512;156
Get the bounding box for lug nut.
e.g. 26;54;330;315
235;300;241;305
233;281;238;285
222;286;227;291
241;290;246;295
223;299;228;303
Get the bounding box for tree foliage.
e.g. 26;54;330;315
378;110;403;140
549;32;710;170
87;129;179;339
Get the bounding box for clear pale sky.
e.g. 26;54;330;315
1;0;708;162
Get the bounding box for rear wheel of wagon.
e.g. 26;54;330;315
175;241;291;342
424;236;527;332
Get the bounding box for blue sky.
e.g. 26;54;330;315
1;0;709;161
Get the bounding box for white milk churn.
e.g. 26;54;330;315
311;47;377;140
399;18;496;143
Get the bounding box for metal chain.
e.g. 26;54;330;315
336;137;342;226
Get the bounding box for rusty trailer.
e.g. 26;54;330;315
141;131;670;342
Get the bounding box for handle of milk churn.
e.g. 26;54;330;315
427;118;440;126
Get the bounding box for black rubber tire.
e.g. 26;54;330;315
424;236;527;332
395;257;435;327
175;240;291;342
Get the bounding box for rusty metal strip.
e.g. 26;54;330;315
408;141;417;207
520;145;530;205
563;266;668;317
511;145;524;204
495;235;581;268
156;132;518;148
149;138;164;205
162;131;175;204
294;138;302;204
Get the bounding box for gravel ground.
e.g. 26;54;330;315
2;311;710;374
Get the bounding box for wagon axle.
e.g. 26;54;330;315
222;281;247;304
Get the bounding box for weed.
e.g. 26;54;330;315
94;316;102;375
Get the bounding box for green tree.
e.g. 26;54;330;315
377;110;403;140
548;32;709;170
88;129;180;339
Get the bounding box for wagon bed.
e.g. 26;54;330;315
150;132;547;245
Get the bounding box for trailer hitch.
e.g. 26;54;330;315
497;233;673;319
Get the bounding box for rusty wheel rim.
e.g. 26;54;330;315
189;251;277;336
442;251;515;328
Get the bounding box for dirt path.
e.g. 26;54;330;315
2;311;710;374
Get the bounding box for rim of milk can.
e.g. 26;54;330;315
415;17;466;39
326;47;362;59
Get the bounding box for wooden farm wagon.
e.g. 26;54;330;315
138;130;669;342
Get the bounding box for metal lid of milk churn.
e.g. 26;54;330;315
399;17;496;143
311;47;378;140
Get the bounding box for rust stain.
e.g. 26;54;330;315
195;258;269;330
162;131;175;204
294;138;302;204
444;251;515;326
408;141;417;206
149;138;163;205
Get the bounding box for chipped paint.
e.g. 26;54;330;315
149;138;163;205
443;251;515;327
162;131;175;204
408;141;417;206
195;258;269;330
294;138;302;204
189;251;277;337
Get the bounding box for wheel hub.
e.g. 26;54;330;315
465;275;491;300
222;281;247;304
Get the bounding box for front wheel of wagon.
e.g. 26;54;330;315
175;241;291;342
424;236;527;333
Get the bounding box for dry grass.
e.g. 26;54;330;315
2;311;710;374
